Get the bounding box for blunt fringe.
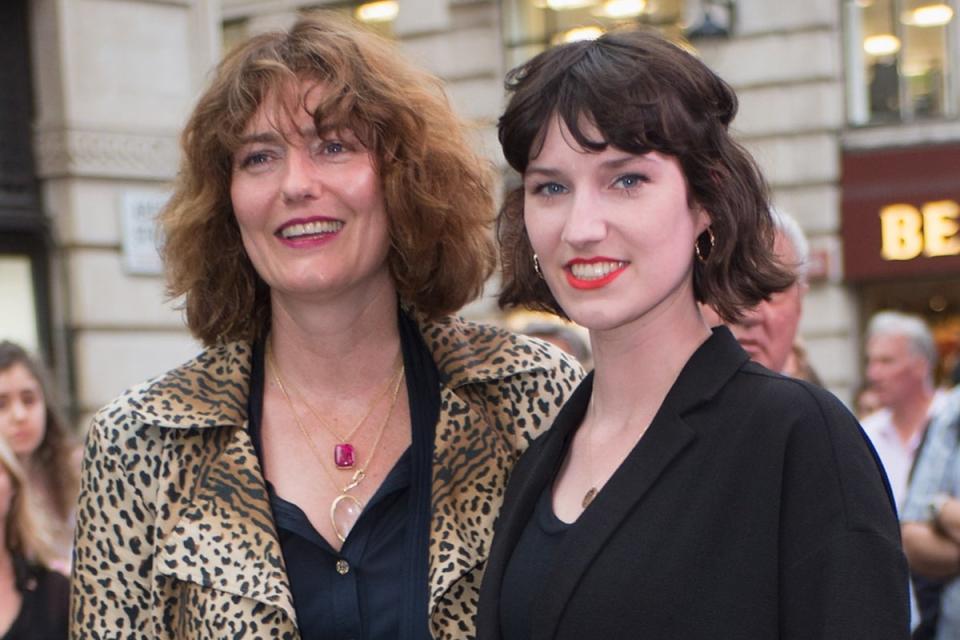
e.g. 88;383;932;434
162;11;496;346
496;28;794;322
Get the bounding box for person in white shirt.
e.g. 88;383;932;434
861;311;944;509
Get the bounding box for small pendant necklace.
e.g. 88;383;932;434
267;346;402;469
582;418;598;509
268;343;405;542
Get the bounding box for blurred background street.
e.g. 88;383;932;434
2;0;959;427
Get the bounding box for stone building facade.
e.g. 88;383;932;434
5;0;959;424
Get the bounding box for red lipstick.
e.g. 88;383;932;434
564;257;628;290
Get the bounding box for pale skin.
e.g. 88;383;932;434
230;79;410;552
903;516;960;580
523;116;711;523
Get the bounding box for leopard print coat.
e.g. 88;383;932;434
70;315;584;639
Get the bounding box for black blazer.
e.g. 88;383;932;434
478;327;909;640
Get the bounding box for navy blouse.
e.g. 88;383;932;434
248;310;438;640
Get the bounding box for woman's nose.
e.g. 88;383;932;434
281;148;321;203
561;194;606;247
10;400;27;421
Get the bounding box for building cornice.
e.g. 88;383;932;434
34;127;180;180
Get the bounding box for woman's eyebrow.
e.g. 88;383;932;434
237;131;284;145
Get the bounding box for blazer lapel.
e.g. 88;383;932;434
532;328;747;639
533;408;696;640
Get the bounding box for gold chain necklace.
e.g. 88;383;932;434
267;345;405;541
268;347;401;470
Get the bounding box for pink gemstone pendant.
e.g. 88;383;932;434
334;443;356;469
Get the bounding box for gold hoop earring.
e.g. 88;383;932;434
695;228;715;263
533;253;544;280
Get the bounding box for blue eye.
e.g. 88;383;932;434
614;174;646;189
533;182;567;197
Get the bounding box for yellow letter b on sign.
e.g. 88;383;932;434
880;200;960;261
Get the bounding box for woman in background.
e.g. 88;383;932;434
0;341;78;572
479;27;908;639
0;436;69;639
71;11;581;639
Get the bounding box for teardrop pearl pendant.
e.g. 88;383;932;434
331;493;364;542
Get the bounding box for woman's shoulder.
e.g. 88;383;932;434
419;314;585;388
731;362;856;428
729;363;897;527
91;340;253;440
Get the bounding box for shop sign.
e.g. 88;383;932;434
880;200;960;261
842;143;960;283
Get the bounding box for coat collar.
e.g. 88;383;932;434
126;314;555;431
127;313;569;634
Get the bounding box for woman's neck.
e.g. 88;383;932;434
586;302;711;437
267;282;402;392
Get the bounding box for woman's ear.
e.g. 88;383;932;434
693;205;712;235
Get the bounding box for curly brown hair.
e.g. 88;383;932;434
0;341;78;525
161;11;496;346
497;27;794;322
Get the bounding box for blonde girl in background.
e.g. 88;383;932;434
0;435;70;639
0;341;79;573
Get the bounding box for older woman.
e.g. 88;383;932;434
70;12;582;640
478;27;908;639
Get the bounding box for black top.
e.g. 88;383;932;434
500;481;571;640
478;326;909;640
248;310;439;640
2;560;69;640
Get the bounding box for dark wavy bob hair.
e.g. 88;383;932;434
497;28;793;322
161;11;496;346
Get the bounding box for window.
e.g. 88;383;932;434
0;253;39;351
222;2;398;54
845;0;958;125
502;0;687;70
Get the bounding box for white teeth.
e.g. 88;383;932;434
570;261;626;280
280;220;344;239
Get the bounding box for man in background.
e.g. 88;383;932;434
710;209;810;375
901;387;960;640
863;311;947;639
862;311;945;508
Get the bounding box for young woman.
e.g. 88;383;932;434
70;12;582;639
479;28;908;639
0;436;69;639
0;341;78;572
